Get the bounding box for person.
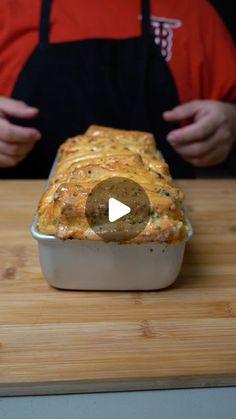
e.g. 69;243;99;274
0;0;236;179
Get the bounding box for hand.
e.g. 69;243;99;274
0;97;41;168
163;100;236;167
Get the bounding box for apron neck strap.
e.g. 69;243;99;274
142;0;150;39
39;0;150;46
39;0;51;45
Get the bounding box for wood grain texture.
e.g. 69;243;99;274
0;180;236;396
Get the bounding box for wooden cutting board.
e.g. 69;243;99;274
0;180;236;396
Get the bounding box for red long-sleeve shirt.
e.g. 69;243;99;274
0;0;236;104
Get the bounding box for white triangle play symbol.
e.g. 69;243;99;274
108;197;131;223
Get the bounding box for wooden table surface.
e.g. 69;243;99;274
0;180;236;396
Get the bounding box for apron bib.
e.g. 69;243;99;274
1;0;194;178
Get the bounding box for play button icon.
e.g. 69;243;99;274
108;198;131;222
85;177;150;242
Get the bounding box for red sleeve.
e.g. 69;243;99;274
199;0;236;102
0;1;40;97
151;0;236;104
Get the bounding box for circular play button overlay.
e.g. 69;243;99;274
85;177;150;242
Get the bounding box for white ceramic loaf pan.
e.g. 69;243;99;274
31;214;193;291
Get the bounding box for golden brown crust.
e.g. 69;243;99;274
37;125;188;243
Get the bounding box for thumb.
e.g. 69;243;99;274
163;100;202;122
0;97;39;119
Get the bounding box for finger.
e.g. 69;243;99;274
171;124;232;158
174;139;217;160
0;152;25;168
163;100;201;122
0;119;41;143
0;97;39;119
187;145;230;167
0;140;35;158
166;116;219;145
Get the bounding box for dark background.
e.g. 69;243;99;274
210;0;235;41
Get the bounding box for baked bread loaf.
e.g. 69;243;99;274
37;125;188;243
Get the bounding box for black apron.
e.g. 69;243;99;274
1;0;194;179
